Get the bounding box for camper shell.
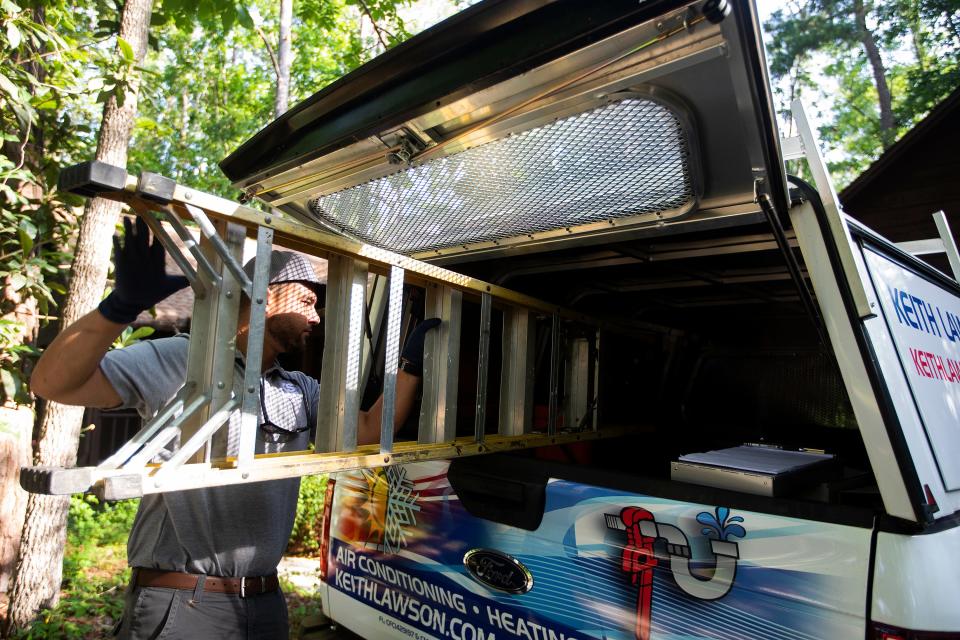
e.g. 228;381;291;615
220;0;960;638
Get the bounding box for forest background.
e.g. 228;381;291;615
0;0;958;636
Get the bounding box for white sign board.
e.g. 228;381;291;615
863;247;960;491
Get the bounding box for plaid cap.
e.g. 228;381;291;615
243;250;323;294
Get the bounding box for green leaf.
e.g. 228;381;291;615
236;4;254;29
10;99;34;130
197;0;213;22
0;369;17;400
221;6;235;32
0;72;18;98
19;218;37;238
117;37;135;62
34;95;58;110
128;326;155;341
8;273;26;290
17;227;33;254
6;22;21;49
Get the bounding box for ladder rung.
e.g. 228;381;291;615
499;309;535;436
548;312;561;436
379;266;405;454
184;203;253;296
316;255;369;452
236;225;274;468
474;292;492;443
160;206;220;286
419;285;462;444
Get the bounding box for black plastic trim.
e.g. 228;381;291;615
875;508;960;535
730;0;791;216
853;224;960;299
448;456;548;531
57;161;127;198
864;522;879;640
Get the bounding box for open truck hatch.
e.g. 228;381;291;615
220;0;788;263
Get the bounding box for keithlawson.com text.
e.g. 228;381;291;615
333;545;580;640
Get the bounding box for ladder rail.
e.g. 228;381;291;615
120;392;210;470
95;426;637;499
158;205;220;284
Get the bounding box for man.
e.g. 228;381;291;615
31;217;437;639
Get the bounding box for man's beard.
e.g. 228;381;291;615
268;314;310;353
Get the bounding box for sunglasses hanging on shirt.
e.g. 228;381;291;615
259;378;310;444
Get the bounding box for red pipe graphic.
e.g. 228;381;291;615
620;507;657;640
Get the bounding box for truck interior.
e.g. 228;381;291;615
219;0;884;521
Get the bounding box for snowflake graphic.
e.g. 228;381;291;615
383;466;421;553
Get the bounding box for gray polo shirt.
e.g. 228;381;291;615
100;335;319;577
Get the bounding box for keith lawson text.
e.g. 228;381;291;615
335;546;580;640
887;286;960;384
909;347;960;383
889;286;960;341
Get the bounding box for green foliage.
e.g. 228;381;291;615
764;0;960;187
126;0;423;200
0;318;38;402
288;473;328;555
66;493;139;548
8;495;136;639
282;577;326;638
0;0;96;405
111;324;155;349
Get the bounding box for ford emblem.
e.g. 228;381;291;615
463;549;534;594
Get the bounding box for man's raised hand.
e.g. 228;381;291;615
98;216;190;325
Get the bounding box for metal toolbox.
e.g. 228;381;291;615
671;445;838;497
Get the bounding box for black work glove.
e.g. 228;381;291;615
98;217;190;325
400;318;441;376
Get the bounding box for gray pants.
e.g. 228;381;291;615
115;580;289;639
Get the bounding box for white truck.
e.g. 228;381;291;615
34;0;960;638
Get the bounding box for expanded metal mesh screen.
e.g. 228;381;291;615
310;98;694;254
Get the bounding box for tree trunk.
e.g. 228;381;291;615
853;0;895;148
0;5;48;598
275;0;293;117
0;405;32;595
3;0;154;632
0;275;40;595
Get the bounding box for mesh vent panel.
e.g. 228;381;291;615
310;98;694;254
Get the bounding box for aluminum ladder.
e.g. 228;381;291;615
21;162;618;500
